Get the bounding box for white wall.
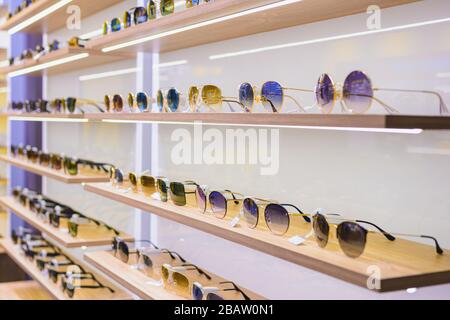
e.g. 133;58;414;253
44;0;450;299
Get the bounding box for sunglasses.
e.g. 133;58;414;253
48;264;84;284
315;70;449;115
239;81;308;113
192;281;251;301
49;97;104;114
242;199;311;236
123;6;148;28
36;254;72;272
12;227;42;245
67;36;86;48
126;92;151;112
104;94;125;112
63;157;112;176
161;263;212;299
112;237;159;263
195;187;243;219
169;180;199;206
312;213;443;258
68;214;119;238
62;273;114;298
189;85;248;113
139;247;187;281
128;170;157;195
157;88;185;112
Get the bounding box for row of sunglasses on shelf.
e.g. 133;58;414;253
12;227;115;298
112;237;250;300
10;144;112;176
7;38;86;67
103;0;213;34
12;187;120;239
7;0;36;19
111;167;445;259
7;71;448;115
9;97;104;114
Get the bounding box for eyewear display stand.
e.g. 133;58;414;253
85;182;450;292
0;239;132;300
86;0;416;54
0;281;53;300
0;0;123;34
0;155;110;184
0;196;134;248
84;251;265;300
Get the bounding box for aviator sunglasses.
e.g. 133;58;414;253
189;85;248;113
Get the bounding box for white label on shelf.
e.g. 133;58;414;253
288;236;307;246
230;210;243;228
152;193;162;201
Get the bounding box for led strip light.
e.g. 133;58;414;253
102;0;303;53
9;0;73;35
8;53;89;78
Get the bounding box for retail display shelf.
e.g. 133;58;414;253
84;182;450;292
0;196;133;248
0;155;110;184
0;239;132;300
5;112;450;130
0;0;123;34
84;251;264;301
86;112;450;130
86;0;416;54
0;281;53;300
0;47;131;77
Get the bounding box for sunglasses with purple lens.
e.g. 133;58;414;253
316;70;448;115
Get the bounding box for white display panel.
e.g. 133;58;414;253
43;0;450;299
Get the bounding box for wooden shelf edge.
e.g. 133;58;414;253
0;155;109;184
84;251;185;300
0;280;54;300
0;196;133;248
83;182;450;292
0;238;132;300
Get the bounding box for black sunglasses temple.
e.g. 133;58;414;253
160;249;187;262
181;263;212;280
280;203;311;223
219;281;251;300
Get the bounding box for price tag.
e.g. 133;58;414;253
230;216;241;228
288;236;307;246
152;193;162;201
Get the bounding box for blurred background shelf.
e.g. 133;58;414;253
0;281;53;300
0;0;123;34
0;155;109;184
87;0;417;54
0;196;133;248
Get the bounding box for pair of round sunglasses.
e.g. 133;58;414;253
189;85;248;113
195;187;243;220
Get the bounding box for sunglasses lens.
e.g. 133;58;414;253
316;74;335;113
148;1;156;19
188;86;199;111
207;293;224;300
192;283;203;300
66;98;76;113
118;241;129;263
39;152;50;166
129;173;137;187
313;214;330;248
336;222;367;258
111;18;121;32
134;7;148;24
261;81;283;112
143;255;153;268
343;71;373;114
157;179;168;202
209;191;227;219
239;83;254;109
64;158;78;175
161;265;169;281
202;85;222;110
127;93;134;109
264;204;289;236
167;88;180;112
170;182;186;206
136;92;148;112
161;0;174;15
195;187;207;212
68;222;78;237
124;11;131;28
113;94;123;112
173;272;189;296
51;155;62;170
243;198;258;229
140;176;156;195
157;90;164;112
104;95;111;111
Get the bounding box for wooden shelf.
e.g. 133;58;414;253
0;0;123;34
0;155;109;184
0;281;53;300
5;112;85;120
0;47;130;77
87;112;450;130
85;250;264;300
0;238;132;300
0;196;133;248
87;0;416;54
84;182;450;292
